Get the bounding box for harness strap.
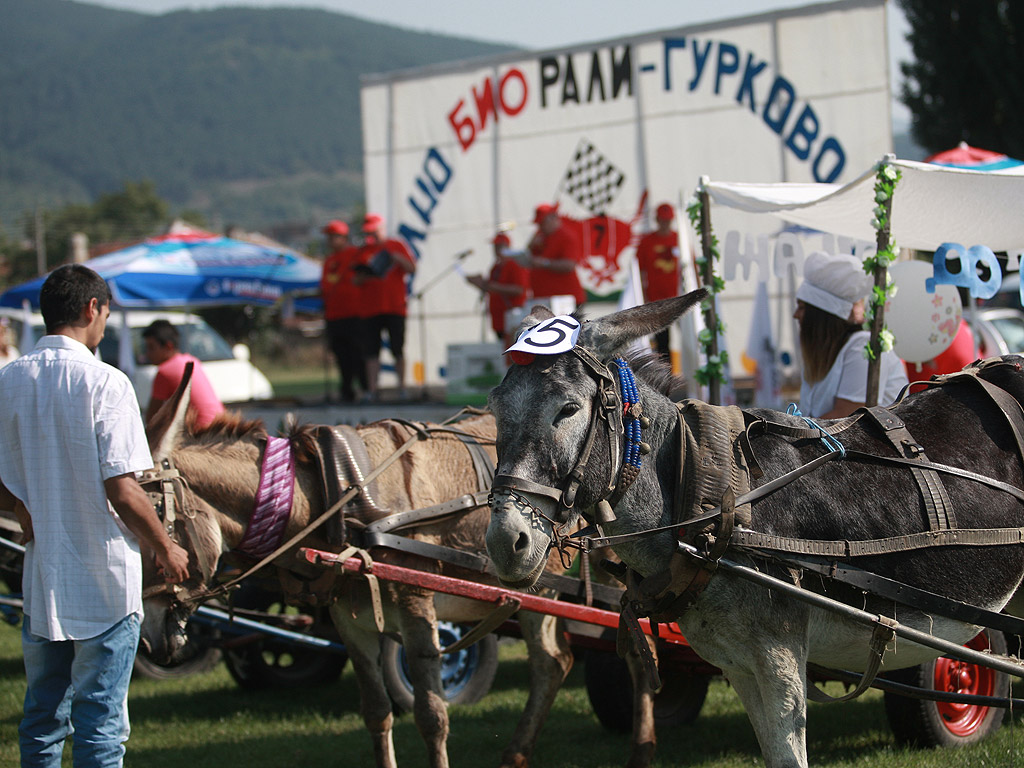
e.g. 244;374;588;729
617;580;662;692
360;530;491;572
575;451;841;551
365;492;490;535
860;406;955;531
806;616;896;703
441;596;521;655
767;551;1024;636
731;525;1024;558
452;430;496;490
333;545;384;633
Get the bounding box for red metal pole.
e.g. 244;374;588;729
300;547;690;646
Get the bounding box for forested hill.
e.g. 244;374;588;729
0;0;516;231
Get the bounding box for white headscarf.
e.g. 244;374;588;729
796;251;873;320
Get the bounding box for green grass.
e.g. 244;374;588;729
1;621;1022;767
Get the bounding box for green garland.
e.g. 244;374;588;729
862;160;901;361
686;193;728;386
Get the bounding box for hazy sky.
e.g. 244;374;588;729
85;0;913;123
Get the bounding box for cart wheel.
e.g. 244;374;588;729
133;618;222;680
381;622;499;714
222;585;347;690
884;628;1008;747
584;647;710;732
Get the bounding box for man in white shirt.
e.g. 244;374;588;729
0;264;189;768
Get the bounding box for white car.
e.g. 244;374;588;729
0;307;274;407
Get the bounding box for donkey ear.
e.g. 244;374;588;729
509;303;556;345
148;362;194;461
579;289;708;359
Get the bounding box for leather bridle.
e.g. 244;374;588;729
138;456;219;606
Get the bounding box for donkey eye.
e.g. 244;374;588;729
556;402;580;421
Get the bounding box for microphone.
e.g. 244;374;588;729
455;249;473;260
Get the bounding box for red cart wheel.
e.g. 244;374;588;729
931;632;1001;737
884;628;1008;747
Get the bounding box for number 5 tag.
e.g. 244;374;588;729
506;315;581;355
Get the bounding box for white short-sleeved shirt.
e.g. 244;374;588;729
799;330;909;418
0;335;153;640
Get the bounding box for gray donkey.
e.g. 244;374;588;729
485;293;1024;768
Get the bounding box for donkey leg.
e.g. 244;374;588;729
623;634;658;768
500;611;573;768
329;603;398;768
395;589;450;768
726;659;809;768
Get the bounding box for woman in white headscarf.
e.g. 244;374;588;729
794;251;908;418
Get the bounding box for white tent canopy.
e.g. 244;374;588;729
704;158;1024;254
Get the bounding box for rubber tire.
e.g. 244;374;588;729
381;623;499;714
584;647;710;732
222;585;347;690
884;628;1008;747
133;618;223;680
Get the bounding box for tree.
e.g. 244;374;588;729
898;1;1024;157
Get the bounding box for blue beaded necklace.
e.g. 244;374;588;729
613;358;643;471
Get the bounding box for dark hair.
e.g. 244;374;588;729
799;302;860;384
39;265;112;334
141;319;180;349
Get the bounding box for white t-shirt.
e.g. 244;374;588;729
799;330;909;418
0;335;152;640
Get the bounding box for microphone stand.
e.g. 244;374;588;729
410;250;473;401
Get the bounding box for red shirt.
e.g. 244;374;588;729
151;353;225;428
360;238;415;317
529;225;585;304
320;246;367;320
636;230;680;302
487;258;529;335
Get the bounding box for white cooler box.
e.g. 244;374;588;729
445;342;505;405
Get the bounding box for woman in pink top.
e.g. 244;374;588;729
142;319;225;428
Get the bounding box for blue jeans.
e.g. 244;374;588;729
20;612;141;768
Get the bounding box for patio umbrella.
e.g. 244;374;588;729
0;229;323;311
925;141;1024;173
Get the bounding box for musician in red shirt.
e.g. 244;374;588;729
465;232;529;347
358;213;416;401
526;203;585;307
635;203;681;355
319;219;368;402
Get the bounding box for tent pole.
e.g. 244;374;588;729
698;186;720;405
865;185;893;408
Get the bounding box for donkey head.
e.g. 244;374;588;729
139;365;233;661
485;291;706;587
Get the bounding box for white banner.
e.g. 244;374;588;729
360;0;891;386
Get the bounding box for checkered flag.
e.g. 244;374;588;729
560;139;626;216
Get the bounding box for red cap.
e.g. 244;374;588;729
322;220;349;236
362;213;384;233
655;203;674;222
534;203;558;224
492;233;511;247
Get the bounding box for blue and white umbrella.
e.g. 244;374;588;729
0;229;322;311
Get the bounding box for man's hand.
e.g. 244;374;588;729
155;540;190;584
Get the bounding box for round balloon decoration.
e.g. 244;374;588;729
886;260;963;363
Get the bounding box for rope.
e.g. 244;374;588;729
786;403;846;459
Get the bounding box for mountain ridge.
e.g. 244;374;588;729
0;0;517;234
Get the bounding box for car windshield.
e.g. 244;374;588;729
987;314;1024;355
97;320;235;369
